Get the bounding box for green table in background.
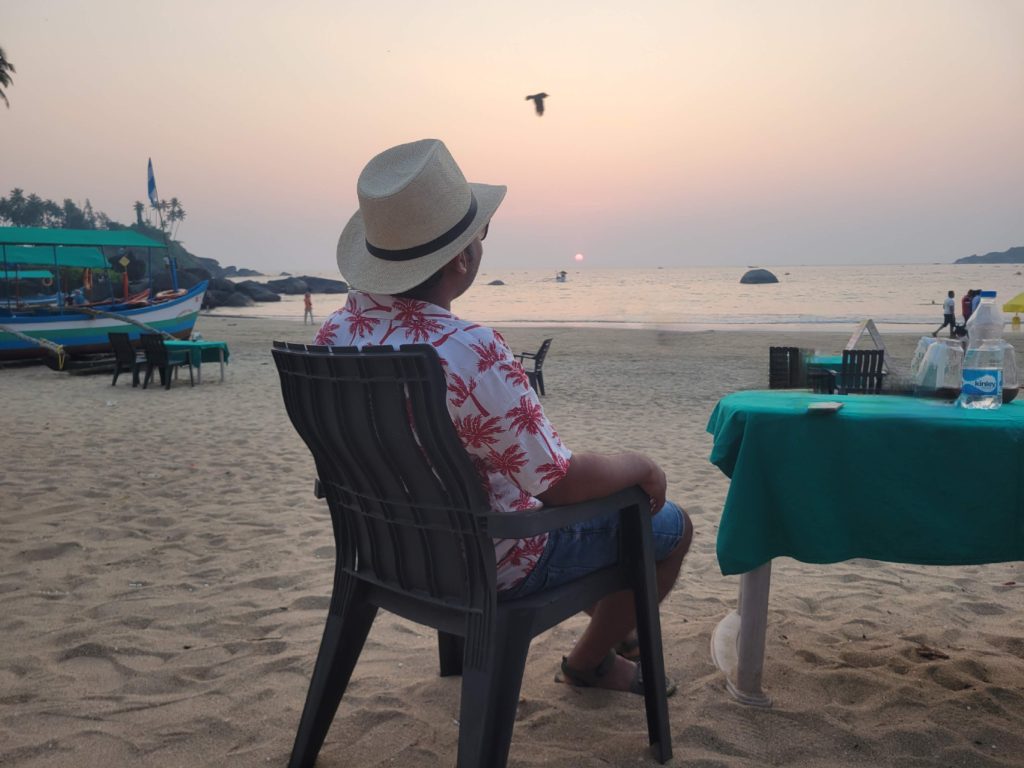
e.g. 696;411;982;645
165;340;230;383
705;390;1024;706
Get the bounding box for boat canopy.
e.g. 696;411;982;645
0;269;53;280
2;245;108;269
0;227;166;248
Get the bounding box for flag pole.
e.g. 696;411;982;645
147;158;179;291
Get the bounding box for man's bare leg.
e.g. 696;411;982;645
563;510;693;691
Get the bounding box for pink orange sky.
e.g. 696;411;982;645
2;0;1023;274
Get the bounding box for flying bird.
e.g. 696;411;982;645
525;92;549;116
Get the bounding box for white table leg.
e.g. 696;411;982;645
710;560;772;706
196;359;202;385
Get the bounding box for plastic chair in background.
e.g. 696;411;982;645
108;332;145;387
140;333;194;390
515;337;552;396
812;349;886;394
271;341;673;768
768;346;805;389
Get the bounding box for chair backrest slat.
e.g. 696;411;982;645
534;338;552;372
841;349;884;393
109;332;136;365
140;333;169;366
272;342;496;611
769;346;801;389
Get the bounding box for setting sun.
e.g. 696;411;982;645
574;253;584;262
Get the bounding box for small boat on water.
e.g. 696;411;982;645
0;226;206;365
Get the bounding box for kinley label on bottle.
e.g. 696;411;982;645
961;368;1003;396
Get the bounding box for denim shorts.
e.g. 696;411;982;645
499;500;686;600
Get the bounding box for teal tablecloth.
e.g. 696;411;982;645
165;339;230;368
707;390;1024;575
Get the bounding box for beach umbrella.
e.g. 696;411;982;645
1003;292;1024;314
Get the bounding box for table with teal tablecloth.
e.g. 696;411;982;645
704;390;1024;706
165;340;230;383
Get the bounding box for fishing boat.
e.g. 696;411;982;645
0;227;207;365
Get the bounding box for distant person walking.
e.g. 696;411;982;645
303;290;314;324
962;290;976;322
932;290;956;338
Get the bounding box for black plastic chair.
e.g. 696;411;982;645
515;338;552;396
811;349;886;394
271;341;672;768
140;333;193;390
108;332;145;387
768;346;806;389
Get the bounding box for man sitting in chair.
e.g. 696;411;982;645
315;139;692;695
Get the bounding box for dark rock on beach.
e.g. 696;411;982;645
222;266;263;277
265;277;310;295
203;290;254;309
740;268;779;284
234;281;281;302
488;280;506;286
301;276;349;294
265;276;349;295
208;277;239;293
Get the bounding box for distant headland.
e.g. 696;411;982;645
955;245;1024;264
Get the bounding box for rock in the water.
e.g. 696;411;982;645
488;279;506;286
740;268;779;284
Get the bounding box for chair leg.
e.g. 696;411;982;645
536;371;545;396
142;364;154;389
620;506;673;763
288;584;378;768
132;364;140;388
437;631;464;677
111;367;120;386
163;365;172;390
186;363;194;387
456;612;533;768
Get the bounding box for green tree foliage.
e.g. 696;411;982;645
0;46;14;108
0;189;97;229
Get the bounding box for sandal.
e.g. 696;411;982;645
615;635;641;661
557;650;677;697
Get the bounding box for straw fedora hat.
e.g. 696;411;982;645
337;139;506;294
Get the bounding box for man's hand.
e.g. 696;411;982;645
639;459;667;514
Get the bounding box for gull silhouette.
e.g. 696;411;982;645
525;92;549;116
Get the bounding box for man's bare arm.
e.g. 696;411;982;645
537;451;667;513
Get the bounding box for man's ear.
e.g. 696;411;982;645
448;250;469;275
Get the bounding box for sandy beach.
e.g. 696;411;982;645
3;317;1024;767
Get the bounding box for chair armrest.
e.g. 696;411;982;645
517;352;537;361
484;486;649;539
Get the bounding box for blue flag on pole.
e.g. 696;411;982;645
147;158;159;207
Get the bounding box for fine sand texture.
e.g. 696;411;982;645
3;316;1024;767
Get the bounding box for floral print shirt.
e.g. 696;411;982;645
315;291;572;591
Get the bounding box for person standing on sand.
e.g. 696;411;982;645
932;290;956;338
316;138;692;695
303;290;313;324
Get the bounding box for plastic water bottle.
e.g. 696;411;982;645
956;340;1004;409
966;290;1004;349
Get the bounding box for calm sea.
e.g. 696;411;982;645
218;264;1024;333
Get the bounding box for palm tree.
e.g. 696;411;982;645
0;47;16;108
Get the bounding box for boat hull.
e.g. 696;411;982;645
0;282;207;361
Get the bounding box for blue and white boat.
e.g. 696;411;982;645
0;227;206;363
